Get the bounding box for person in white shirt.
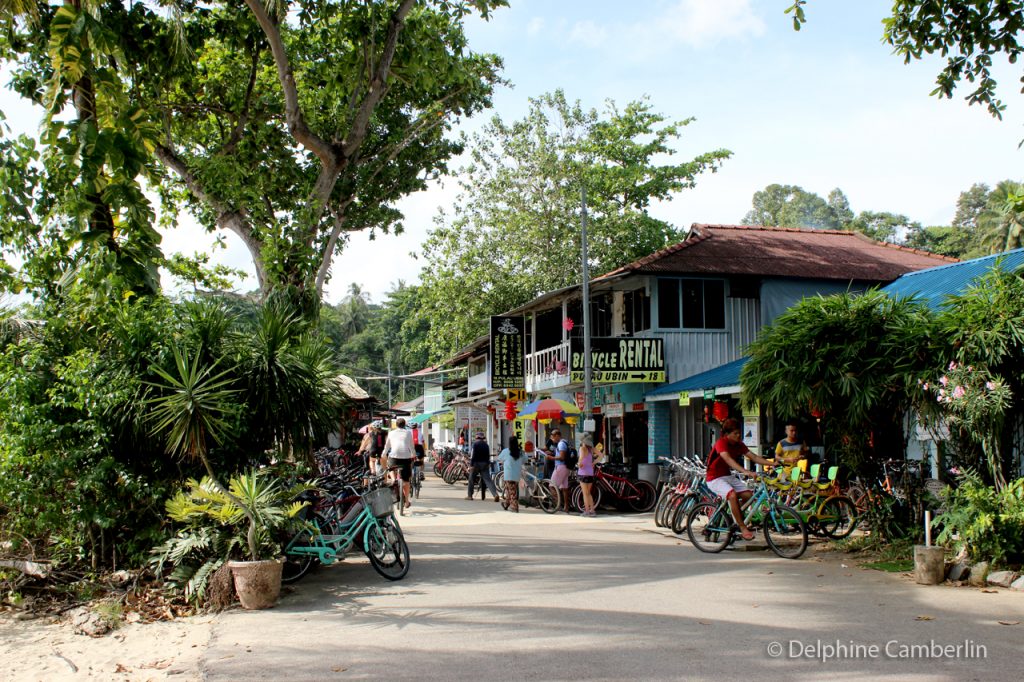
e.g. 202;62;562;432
383;418;415;509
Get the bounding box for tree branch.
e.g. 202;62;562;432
341;0;417;156
222;46;262;155
243;0;333;164
154;144;268;290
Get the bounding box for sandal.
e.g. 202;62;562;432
740;529;755;541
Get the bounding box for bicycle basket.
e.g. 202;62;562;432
363;487;394;517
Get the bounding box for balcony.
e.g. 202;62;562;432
525;341;571;393
467;370;489;394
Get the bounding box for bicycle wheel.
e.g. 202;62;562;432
654;490;673;527
281;529;318;584
493;470;504;491
686;502;732;553
762;504;808;559
365;518;410;580
670;493;700;535
818;496;857;539
442;464;458;485
626;480;658;513
538;483;559;513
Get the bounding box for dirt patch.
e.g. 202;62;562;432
0;610;212;681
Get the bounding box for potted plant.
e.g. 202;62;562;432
153;470;308;609
147;348;306;609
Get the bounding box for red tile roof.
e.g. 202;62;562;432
594;224;958;283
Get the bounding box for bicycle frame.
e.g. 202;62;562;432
286;498;393;565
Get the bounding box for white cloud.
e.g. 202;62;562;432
527;17;544;37
568;20;610;49
638;0;765;50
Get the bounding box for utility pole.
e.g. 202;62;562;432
581;184;593;433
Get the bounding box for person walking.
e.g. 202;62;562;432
382;418;416;509
577;434;601;517
357;428;374;472
466;432;500;502
498;436;525;512
366;425;381;475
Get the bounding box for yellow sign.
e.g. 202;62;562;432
678;391;690;406
506;389;526;402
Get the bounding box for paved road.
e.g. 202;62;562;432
204;477;1024;681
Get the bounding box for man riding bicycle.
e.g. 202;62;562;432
382;418;415;509
706;418;775;541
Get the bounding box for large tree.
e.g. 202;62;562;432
415;90;732;359
1;1;505;307
742;184;849;229
978;180;1024;253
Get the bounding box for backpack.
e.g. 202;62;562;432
563;447;579;469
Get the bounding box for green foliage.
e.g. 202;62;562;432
741;290;938;472
977;180;1024;253
417;89;731;359
151;470;310;601
935;471;1024;566
742;184;848;230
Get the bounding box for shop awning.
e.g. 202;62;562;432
407;410;450;426
645;357;748;402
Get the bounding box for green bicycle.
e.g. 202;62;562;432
283;485;410;582
686;474;808;559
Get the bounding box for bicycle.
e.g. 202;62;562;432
686;474;808;559
282;479;410;582
576;463;657;513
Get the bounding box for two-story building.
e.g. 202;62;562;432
427;224;955;469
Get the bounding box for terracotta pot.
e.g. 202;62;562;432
228;558;283;610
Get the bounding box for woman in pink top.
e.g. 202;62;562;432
576;434;600;517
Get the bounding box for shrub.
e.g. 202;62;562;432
935;471;1024;566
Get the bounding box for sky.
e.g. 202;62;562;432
5;0;1024;305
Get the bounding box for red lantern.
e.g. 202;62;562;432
504;399;517;420
712;401;730;422
810;404;824;420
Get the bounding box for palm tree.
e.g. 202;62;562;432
978;180;1024;253
339;283;371;337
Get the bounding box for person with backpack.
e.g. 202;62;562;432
548;429;573;513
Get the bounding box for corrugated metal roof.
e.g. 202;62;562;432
646;356;748;399
881;248;1024;310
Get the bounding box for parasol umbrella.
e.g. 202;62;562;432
517;398;581;421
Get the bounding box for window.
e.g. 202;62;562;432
624;288;650;334
658;279;680;328
657;278;726;330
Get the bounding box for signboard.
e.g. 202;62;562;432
574;392;586;410
506;388;526;402
489;316;525;389
743;416;759;448
570;337;665;384
627;402;646;412
703;388;716;400
605;403;624;418
678;391;690;406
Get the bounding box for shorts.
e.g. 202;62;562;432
708;475;748;500
391;458;413;482
550;465;571;489
578;475;596;484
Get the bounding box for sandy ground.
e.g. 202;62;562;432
0;612;212;682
